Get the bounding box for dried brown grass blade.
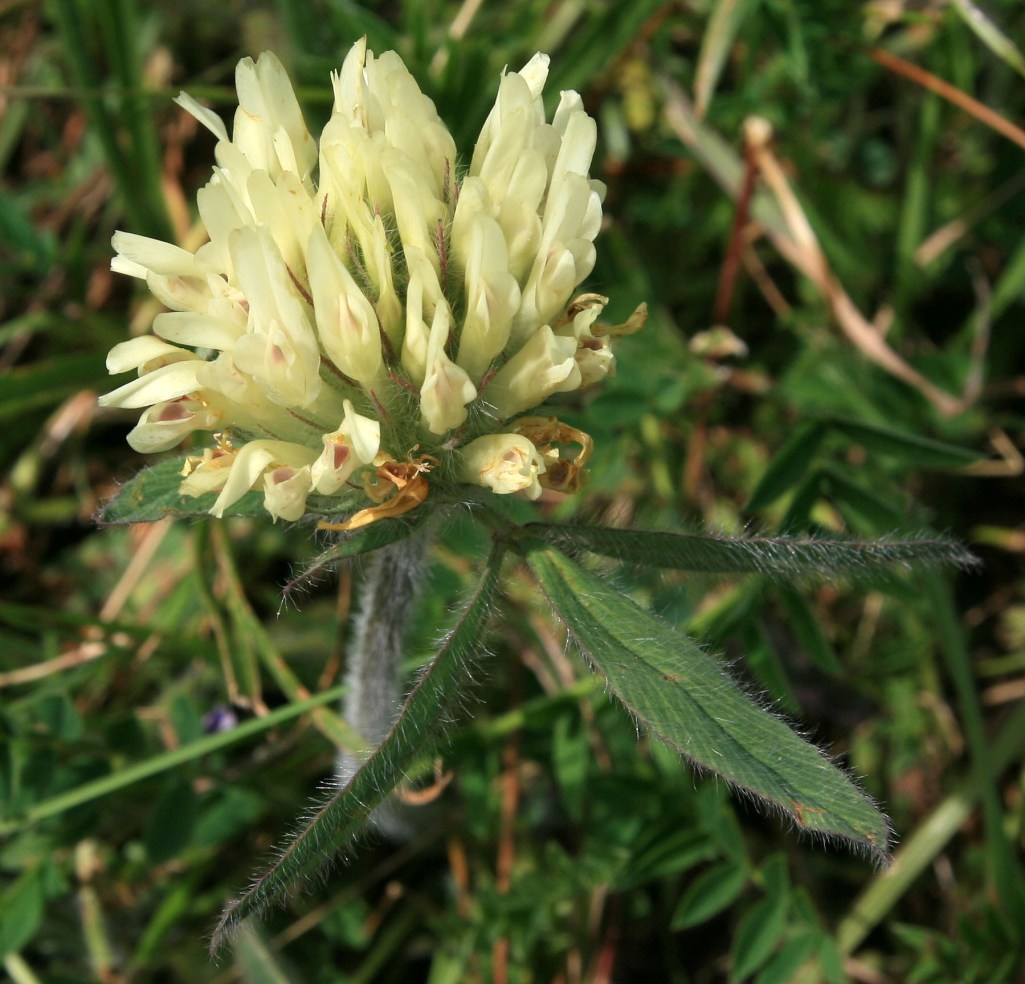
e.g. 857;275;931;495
869;47;1025;153
662;79;968;418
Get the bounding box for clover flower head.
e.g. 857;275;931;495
100;39;645;525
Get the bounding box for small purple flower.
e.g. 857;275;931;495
203;706;239;734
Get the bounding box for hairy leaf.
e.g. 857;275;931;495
210;541;506;952
99;456;364;524
282;512;433;599
524;543;892;864
519;523;977;581
99;457;263;523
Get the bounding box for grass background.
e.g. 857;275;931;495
3;0;1025;981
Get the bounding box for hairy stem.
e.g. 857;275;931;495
337;530;430;832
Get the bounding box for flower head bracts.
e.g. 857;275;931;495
100;40;645;524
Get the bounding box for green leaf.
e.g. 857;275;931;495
145;777;198;863
730;895;790;981
544;0;667;92
99;456;366;524
99;457;263;524
282;511;432;598
746;421;827;512
210;541;506;953
0;189;55;269
232;922;301;984
780;471;824;530
524;544;892;864
757;852;791;903
822;465;906;531
0;354;108;422
551;713;589;823
755;931;820;984
0;867;44;956
519;522;977;581
776;586;841;676
672;860;749;929
828;418;982;468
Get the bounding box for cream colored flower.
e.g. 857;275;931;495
101;42;641;525
459;434;546;499
311;400;380;494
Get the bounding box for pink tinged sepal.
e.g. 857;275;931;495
311;399;381;494
209;440;317;519
126;397;218;453
262;465;314;522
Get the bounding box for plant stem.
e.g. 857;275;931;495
337;530;431;834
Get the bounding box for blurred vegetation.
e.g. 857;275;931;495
3;0;1025;981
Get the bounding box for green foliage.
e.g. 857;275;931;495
4;0;1025;981
523;541;891;860
210;543;506;950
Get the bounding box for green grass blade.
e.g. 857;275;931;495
833;700;1025;958
524;543;892;864
210;541;506;953
746;421;827;512
828;417;982;468
694;0;760;118
49;0;171;239
894;93;940;323
232;922;301;984
0;355;109;423
0;685;346;835
951;0;1025;78
96;0;171;238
